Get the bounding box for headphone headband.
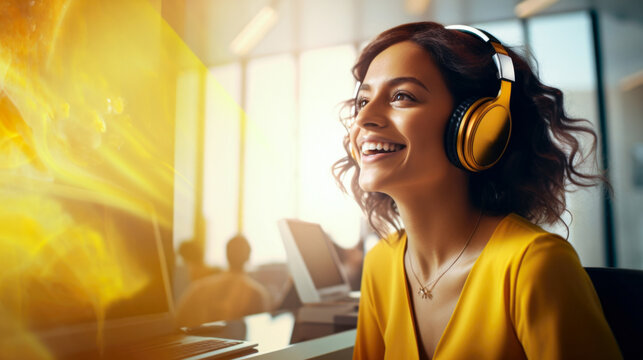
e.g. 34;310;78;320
445;24;496;42
445;24;515;83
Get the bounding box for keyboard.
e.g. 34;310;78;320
114;337;249;360
147;338;243;359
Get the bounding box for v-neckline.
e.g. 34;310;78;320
400;214;510;359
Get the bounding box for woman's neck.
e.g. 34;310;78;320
391;179;479;277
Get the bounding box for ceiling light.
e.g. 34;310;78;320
515;0;558;18
230;5;278;57
620;69;643;92
404;0;431;16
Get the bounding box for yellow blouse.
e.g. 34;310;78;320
353;214;621;359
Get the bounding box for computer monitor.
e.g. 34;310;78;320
19;200;177;357
278;219;352;304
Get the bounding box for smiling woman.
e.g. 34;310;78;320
332;22;622;359
351;41;456;200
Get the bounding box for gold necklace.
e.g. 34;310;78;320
407;211;482;300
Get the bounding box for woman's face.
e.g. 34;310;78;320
350;41;457;196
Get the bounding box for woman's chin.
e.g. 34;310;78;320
358;176;385;193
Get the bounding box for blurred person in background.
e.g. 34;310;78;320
178;240;221;283
175;235;271;327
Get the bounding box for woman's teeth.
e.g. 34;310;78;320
361;142;405;155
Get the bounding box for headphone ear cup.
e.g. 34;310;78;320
445;97;477;170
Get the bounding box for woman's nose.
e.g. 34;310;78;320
354;99;388;129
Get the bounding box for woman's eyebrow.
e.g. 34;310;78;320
358;77;429;94
388;76;429;91
357;83;370;93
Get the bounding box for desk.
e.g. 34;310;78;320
207;310;356;359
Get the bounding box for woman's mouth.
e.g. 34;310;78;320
360;141;406;161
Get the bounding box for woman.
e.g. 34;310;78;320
332;22;621;359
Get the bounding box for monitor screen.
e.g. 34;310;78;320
20;200;172;332
287;221;344;290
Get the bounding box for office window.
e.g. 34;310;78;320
528;12;604;266
173;71;200;248
298;45;362;248
202;47;364;266
204;63;242;266
600;12;643;269
243;54;298;265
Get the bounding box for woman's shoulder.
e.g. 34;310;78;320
365;231;405;260
485;213;580;273
362;231;406;276
497;213;555;237
492;213;569;250
361;232;406;295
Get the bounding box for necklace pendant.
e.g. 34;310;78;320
418;286;433;300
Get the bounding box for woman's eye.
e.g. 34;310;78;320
392;92;414;102
356;98;369;111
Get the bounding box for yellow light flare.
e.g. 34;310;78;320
0;0;242;357
0;192;148;355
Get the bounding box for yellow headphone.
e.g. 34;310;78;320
444;25;514;172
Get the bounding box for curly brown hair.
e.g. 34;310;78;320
332;21;607;239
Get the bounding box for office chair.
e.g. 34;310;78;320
585;267;643;359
